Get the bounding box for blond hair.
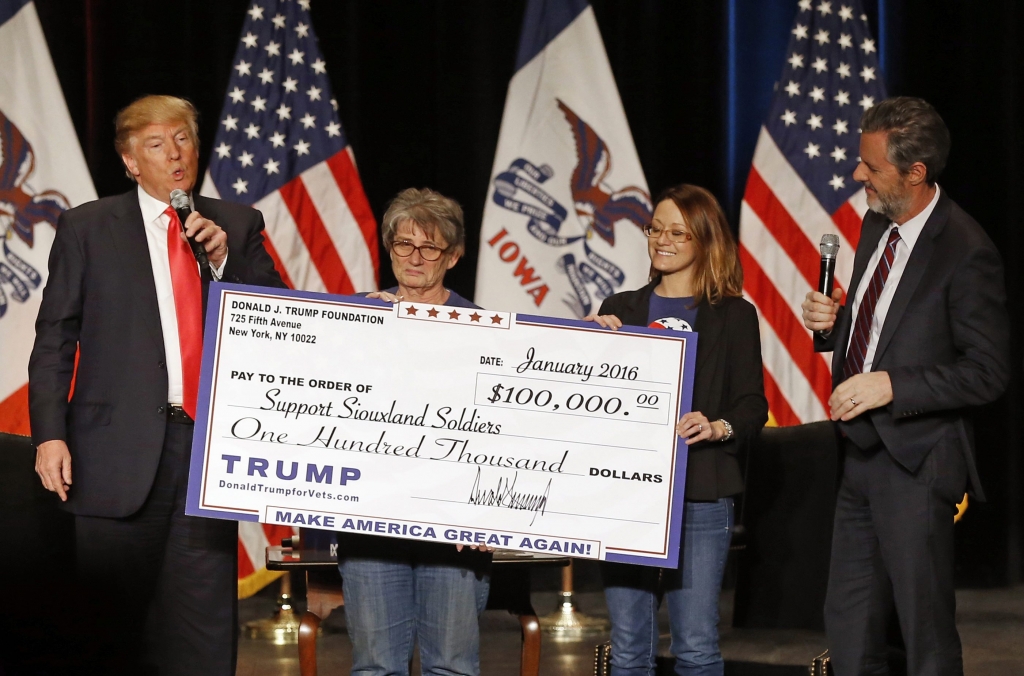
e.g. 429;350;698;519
652;184;743;305
114;95;199;156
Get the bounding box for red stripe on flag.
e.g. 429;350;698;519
278;176;356;295
744;168;827;291
740;244;833;411
260;233;294;289
762;367;802;427
237;538;255;578
0;384;30;436
327;150;379;279
832;200;862;250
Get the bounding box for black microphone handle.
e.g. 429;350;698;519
818;257;836;296
174;206;211;268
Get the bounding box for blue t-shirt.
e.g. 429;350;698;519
369;287;480;309
647;293;697;332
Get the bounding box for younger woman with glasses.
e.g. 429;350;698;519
586;184;768;675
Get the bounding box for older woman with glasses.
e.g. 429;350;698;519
337;187;490;676
586;184;768;676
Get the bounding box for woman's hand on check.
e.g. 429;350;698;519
456;544;493;553
582;314;623;330
365;291;403;303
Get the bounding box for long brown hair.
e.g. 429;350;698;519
651;184;743;305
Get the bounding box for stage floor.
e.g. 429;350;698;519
236;586;1024;675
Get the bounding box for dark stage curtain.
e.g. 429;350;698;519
29;0;1023;586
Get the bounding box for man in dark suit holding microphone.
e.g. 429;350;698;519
29;95;283;674
802;97;1009;676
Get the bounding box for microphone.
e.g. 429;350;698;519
169;189;211;271
818;234;840;296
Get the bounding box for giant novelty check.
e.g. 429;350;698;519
186;283;697;567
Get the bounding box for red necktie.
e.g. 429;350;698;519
165;206;203;419
843;227;901;379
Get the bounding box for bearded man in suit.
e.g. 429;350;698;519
802;97;1010;676
30;95;284;675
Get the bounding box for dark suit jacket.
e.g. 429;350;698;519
28;190;285;517
815;191;1010;499
598;282;769;500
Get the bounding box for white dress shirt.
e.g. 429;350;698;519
137;186;226;404
846;185;941;372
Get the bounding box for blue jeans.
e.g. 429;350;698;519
602;498;734;676
338;539;491;676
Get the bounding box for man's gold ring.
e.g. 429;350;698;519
850;398;858;406
698;423;703;433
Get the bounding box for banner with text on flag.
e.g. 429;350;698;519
0;0;97;436
738;0;885;426
200;0;379;598
475;0;651;318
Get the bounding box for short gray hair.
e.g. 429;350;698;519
861;97;951;185
381;187;465;256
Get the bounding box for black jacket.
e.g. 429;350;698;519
815;191;1010;499
598;281;768;500
28;190;285;517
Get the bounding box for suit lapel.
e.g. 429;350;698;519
109;191;165;355
871;193;951;367
693;299;722;382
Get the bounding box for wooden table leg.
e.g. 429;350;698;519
519;612;541;676
298;611;322;676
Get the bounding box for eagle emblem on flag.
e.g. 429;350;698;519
0;108;69;317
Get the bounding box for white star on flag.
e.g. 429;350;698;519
786;81;801;96
235;60;252;76
265;41;280;57
829;174;846;190
804;142;821;158
293;139;311;155
244;123;260;140
263;158;280;175
222;115;239;131
859;94;875;109
817;1;833;16
812;57;828;73
307;86;322;101
839;33;852;49
860;66;876;82
830;146;847;162
325;121;342;137
276;104;291;120
781;109;798;126
799;0;812;10
839;5;854;20
283;77;298;93
810;86;826;102
251;96;267;112
789;53;805;69
247;6;264;20
834;90;850;106
215;142;231;158
861;37;876;53
814;29;830;45
238;151;255;167
300;113;316;129
793;24;809;40
229;87;246;103
837;62;851;78
272;14;286;29
232;178;248;194
311;58;327;74
269;131;286;147
295;22;309;38
288;49;304;65
242;33;258;48
833;118;849;134
807;114;824;130
258;69;274;84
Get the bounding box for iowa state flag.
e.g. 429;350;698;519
0;0;96;435
476;0;651;318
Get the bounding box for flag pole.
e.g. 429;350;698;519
538;560;608;640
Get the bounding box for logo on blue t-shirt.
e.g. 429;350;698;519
647;294;697;332
649;316;693;332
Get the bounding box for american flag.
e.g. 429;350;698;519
199;0;379;597
738;0;886;426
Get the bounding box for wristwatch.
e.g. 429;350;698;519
716;419;734;442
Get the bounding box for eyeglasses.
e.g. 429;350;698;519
391;240;448;261
642;223;693;243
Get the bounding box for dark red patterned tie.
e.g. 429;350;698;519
843;227;901;379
